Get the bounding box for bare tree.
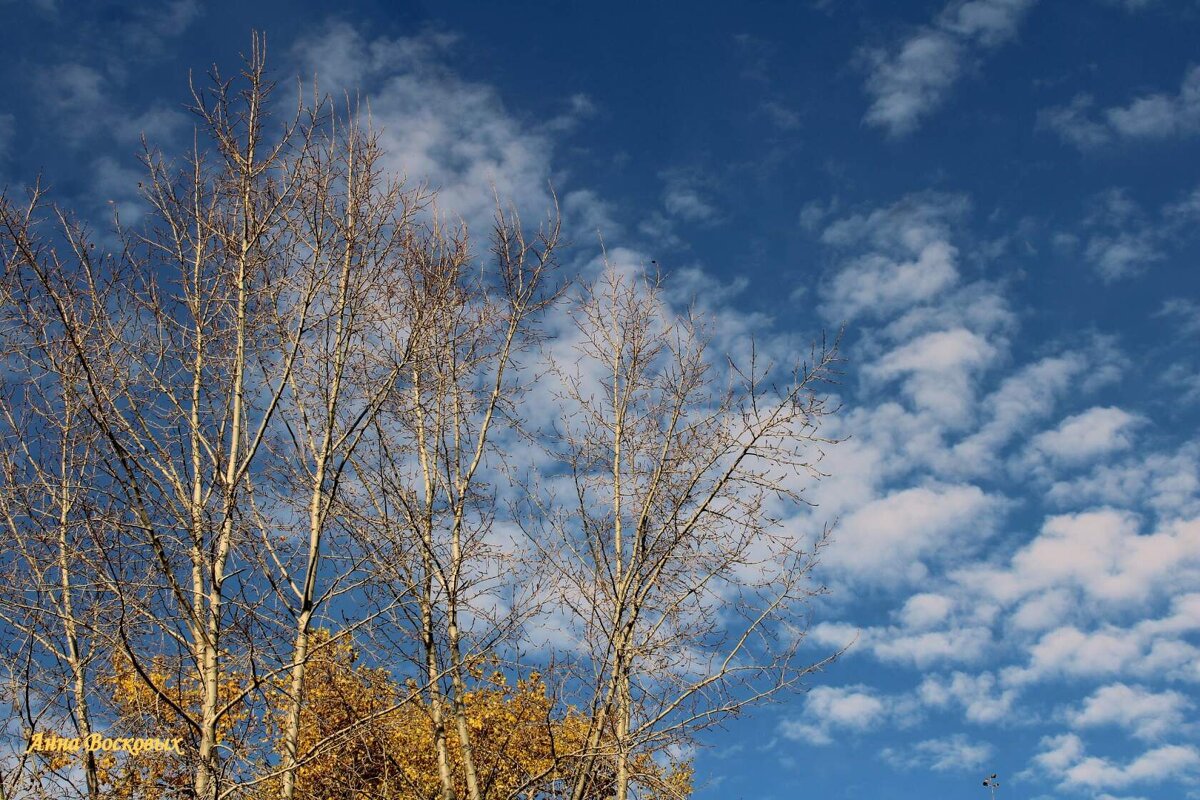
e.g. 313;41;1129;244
0;195;110;800
352;203;562;800
0;35;844;800
0;41;567;800
0;36;316;800
247;96;429;800
524;265;842;800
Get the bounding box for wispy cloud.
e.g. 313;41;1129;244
796;180;1200;796
0;114;13;164
962;513;1200;613
1157;297;1200;337
1041;65;1200;149
659;167;721;224
290;23;574;238
1101;0;1157;9
732;33;805;132
918;671;1021;724
861;0;1038;137
32;61;188;150
818;192;970;320
1023;406;1144;467
1033;733;1200;791
1059;185;1200;281
1069;683;1193;741
779;685;912;744
820;483;1003;589
882;734;994;772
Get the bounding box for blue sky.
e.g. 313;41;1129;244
3;1;1200;798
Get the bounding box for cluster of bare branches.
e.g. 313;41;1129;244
0;37;841;800
518;267;842;800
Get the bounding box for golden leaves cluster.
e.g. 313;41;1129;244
95;653;252;800
91;630;691;799
258;631;691;800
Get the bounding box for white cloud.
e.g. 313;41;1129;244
660;167;720;223
1042;66;1200;149
544;93;598;133
874;626;994;667
1026;406;1143;466
1106;69;1200;138
1009;589;1073;633
291;24;569;237
822;483;1002;587
861;0;1038;136
918;671;1020;724
794;188;1200;800
882;734;994;772
1084;231;1164;281
292;23;460;93
1062;188;1163;280
1005;596;1200;685
820;192;969;253
813;198;1018;464
1045;442;1200;518
760;100;803;130
815;195;1018;369
1162;362;1200;406
868;328;998;424
132;0;200;40
90;155;145;224
1041;94;1120;150
948;351;1091;475
963;511;1200;610
811;614;994;670
779;685;892;744
1065;184;1200;281
800;186;1198;790
32;61;186;156
1157;297;1200;337
808;621;861;651
1034;733;1200;791
563;188;623;240
35;63;106;143
899;593;955;629
879;279;1015;346
1035;731;1086;773
1023;624;1143;681
873;328;995;374
940;0;1037;46
862;30;963;137
819;193;977;325
1069;683;1192;741
824;242;959;321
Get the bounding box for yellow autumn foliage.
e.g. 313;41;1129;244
96;651;253;800
91;631;691;800
256;630;691;800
